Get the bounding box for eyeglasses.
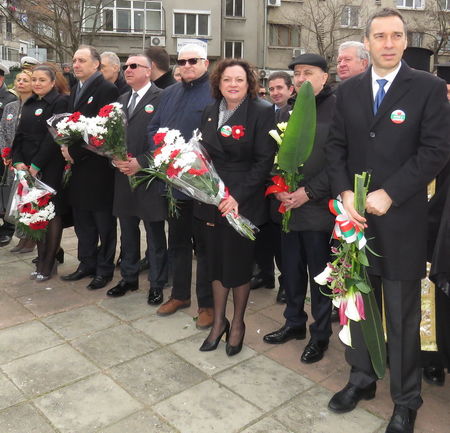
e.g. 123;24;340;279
176;58;205;66
122;63;149;71
258;91;267;96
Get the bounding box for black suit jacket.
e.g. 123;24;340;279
66;74;119;211
194;97;276;227
327;61;450;280
113;84;167;221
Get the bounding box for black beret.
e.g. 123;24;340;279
289;53;328;72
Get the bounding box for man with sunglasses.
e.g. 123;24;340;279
148;43;214;329
107;54;168;303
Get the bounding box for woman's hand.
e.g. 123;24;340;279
14;163;28;171
29;166;39;177
219;194;239;217
61;145;74;164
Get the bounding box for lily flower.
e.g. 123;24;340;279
345;291;365;322
314;264;333;286
339;324;352;346
269;129;282;145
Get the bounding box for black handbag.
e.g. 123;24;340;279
0;182;12;216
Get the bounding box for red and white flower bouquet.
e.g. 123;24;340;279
138;128;259;240
9;170;56;241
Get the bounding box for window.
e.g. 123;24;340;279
83;0;162;33
224;41;243;58
396;0;424;9
173;11;210;37
269;24;301;47
439;0;450;10
341;5;359;28
408;32;423;47
226;0;243;17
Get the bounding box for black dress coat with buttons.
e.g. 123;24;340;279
113;84;167;222
327;61;450;280
12;89;68;193
66;74;119;211
194;96;276;227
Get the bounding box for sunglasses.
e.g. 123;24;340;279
122;63;149;71
176;58;204;66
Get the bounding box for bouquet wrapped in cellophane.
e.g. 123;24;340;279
136;128;259;240
7;170;56;241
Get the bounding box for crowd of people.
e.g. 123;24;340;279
0;7;449;433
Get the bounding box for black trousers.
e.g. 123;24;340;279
168;200;212;308
254;221;282;284
118;216;168;288
281;230;332;342
348;276;423;410
73;208;117;277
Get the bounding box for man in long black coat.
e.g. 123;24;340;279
326;9;450;433
107;54;168;304
61;45;119;290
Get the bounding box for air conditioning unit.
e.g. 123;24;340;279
150;36;166;47
267;0;281;7
292;48;305;58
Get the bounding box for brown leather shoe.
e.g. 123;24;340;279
196;308;214;329
157;297;191;316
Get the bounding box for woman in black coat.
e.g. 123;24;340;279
12;65;69;281
195;59;276;355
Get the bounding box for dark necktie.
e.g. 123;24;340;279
128;92;138;116
373;79;388;114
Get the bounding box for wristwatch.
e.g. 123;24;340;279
304;185;314;200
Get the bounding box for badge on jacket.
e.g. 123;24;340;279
6;113;13;121
87;96;93;104
34;108;43;116
145;104;154;113
220;125;232;137
390;109;406;124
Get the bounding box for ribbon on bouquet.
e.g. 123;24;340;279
329;199;366;249
265;175;289;214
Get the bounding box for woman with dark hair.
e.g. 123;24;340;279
195;58;276;355
12;65;69;281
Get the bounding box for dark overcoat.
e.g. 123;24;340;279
327;61;450;280
66;74;119;211
12;89;68;190
113;84;167;222
194;97;276;227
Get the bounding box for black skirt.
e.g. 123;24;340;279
203;221;254;289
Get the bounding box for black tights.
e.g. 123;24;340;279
37;215;63;276
206;280;250;346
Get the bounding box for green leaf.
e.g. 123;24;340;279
355;280;371;294
277;81;316;174
360;290;386;379
358;249;370;267
345;278;358;289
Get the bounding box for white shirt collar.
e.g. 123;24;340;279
370;62;402;99
128;81;152;107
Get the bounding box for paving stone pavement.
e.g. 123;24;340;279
1;229;449;433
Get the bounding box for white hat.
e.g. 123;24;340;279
20;56;40;67
0;63;10;75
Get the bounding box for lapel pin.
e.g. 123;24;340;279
390;109;406;124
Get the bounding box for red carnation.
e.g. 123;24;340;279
153;132;167;146
187;168;208;176
1;147;11;158
231;125;245;140
20;203;32;213
37;194;51;207
98;105;114;117
30;221;49;230
153;147;162;157
64;164;71;170
166;163;182;178
89;136;105;148
169;149;181;159
68;112;82;122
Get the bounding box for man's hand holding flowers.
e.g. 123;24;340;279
218;194;238;218
341;190;367;229
282;186;310;211
366;189;392;216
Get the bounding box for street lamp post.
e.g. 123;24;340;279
142;2;146;50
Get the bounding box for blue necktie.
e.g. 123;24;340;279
373;79;387;114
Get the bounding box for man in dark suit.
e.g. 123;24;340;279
61;45;119;290
107;54;168;303
326;9;450;433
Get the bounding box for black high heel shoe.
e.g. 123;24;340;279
199;319;230;352
226;323;246;357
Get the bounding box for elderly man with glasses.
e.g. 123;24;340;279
147;44;215;329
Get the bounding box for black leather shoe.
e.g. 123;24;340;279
147;287;163;305
328;382;376;413
385;405;417;433
423;366;445;386
250;275;275;290
61;268;95;281
276;287;286;304
106;279;138;297
331;307;340;323
301;339;329;364
0;234;12;247
87;275;113;290
263;324;306;344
